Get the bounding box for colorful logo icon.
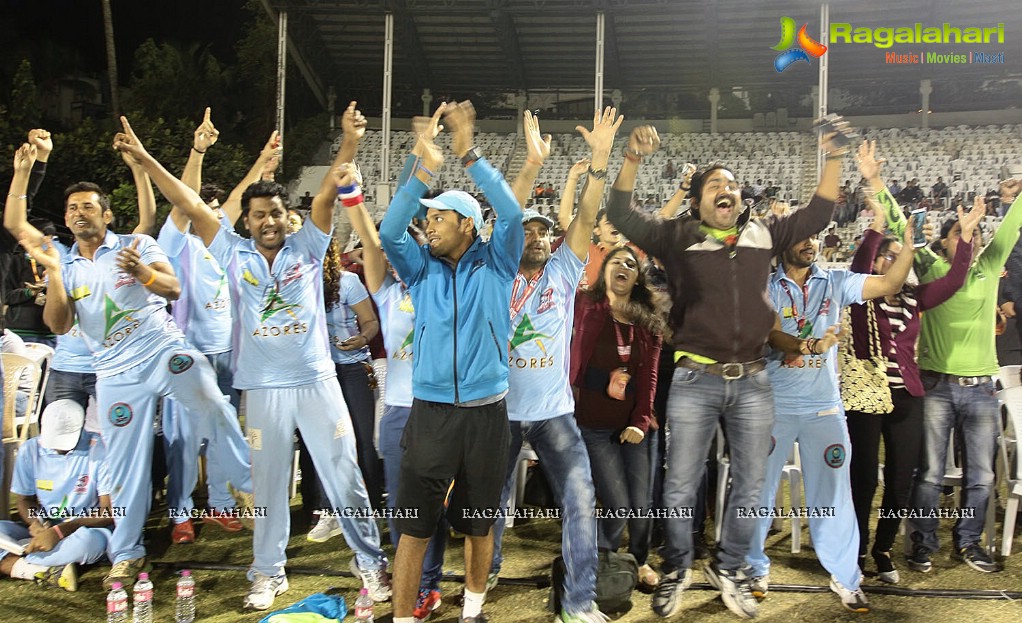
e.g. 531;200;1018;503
772;16;827;72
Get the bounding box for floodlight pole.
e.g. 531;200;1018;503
816;3;830;182
276;10;287;166
380;12;394;208
595;12;605;111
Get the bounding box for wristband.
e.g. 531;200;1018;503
337;183;358;196
53;524;64;540
621;146;643;162
7;193;27;199
461;147;483;168
341;194;365;207
141;271;158;287
192;147;206;155
588;166;608;181
416;162;435;178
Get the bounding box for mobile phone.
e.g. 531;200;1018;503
910;208;928;248
681;162;696;177
814;113;857;149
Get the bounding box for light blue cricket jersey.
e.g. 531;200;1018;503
11;433;110;522
766;264;868;415
371;274;415;408
48;240;93;374
61;231;185;378
325;270;372;365
506;244;586;421
208;223;335;390
157;218;232;355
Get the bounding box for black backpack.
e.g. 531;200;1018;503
550;550;639;614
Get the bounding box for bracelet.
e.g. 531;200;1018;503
7;193;27;199
52;524;64;540
192;147;206;154
621;146;643;162
141;271;158;287
808;338;820;354
416;162;435;178
341;194;365;207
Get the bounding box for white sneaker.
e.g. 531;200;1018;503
307;514;342;543
244;572;289;610
350;556;392;601
829;575;870;613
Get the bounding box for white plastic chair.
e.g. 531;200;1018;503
996;386;1022;555
2;353;44;519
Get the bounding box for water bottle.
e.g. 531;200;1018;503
106;582;129;623
354;587;374;622
175;570;196;623
132;572;154;623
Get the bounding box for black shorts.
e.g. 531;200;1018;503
395;398;511;538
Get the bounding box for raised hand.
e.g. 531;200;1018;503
628;125;660;156
115;237;150;282
1001;177;1021;200
442;100;476;157
523;109;551;166
856;139;886;181
27;129;53;159
332;162;360;189
12;143;37;174
18;230;60;272
414;103;446;172
193;107;219;153
958;196;985;243
818;115;855;158
568;158;591;181
576;106;623;155
341;101;368;142
112;116;150;162
258;131;282;165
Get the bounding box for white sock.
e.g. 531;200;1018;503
11;558;49;580
462;588;486;619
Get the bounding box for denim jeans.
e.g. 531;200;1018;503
491;414;598;615
908;373;1000;552
579;426;657;565
44;369;96;411
660;366;774;574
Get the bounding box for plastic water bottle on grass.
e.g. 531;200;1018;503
132;572;154;623
106;582;129;623
175;569;196;623
354;587;374;622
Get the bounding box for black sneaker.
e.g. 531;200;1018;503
651;569;692;618
703;562;758;619
871;549;900;584
951;544;1001;573
906;545;932;573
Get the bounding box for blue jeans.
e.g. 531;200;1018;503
491;414;598;615
661;366;775;574
579;426;657;565
44;369;96;410
908;373;1000;552
379;404;447;592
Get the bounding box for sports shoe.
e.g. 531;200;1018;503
872;549;900;584
349;556;392;601
829;575;870;613
651;568;692;618
952;544;1001;573
906;545;932;573
171;519;195;544
703;561;758;619
749;574;769;600
103;557;149;590
244;572;288;610
203;512;245;532
307;514;342;543
486;571;499;592
559;602;610;622
36;563;78;592
414;588;442;622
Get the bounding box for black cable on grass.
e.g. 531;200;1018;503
151;563;1021;600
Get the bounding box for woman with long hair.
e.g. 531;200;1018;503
570;245;666;591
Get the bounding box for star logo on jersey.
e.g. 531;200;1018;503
259;282;301;323
103;295;139;338
509;313;550;355
398;291;415;314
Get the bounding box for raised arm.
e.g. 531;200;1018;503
341;162;387;294
978;179;1022;272
171;107;220;232
606;124;671;258
310;101;367;234
123;150;157;236
565;106;622;261
510;110;551;208
862;224;916;299
4;144;44;241
659;165;695;219
26;129;52;206
917;200;981;310
850;196;887;273
220;131;281;225
557;158;590;231
112;117;221;247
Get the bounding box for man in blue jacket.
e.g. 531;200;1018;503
380;101;523;623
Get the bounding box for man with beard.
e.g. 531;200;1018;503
379;101;523;623
606;120;855;619
109;110;390;611
487;107;622;623
746;228;915;613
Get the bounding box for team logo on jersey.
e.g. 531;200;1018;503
398;291;415;314
114;271;137;290
280;262;304;288
103;295;139;339
259;286;302;323
73;475;90;494
535;287;556;314
393;327;414;361
509;313;550;355
109;402;133;427
169;354;195;374
824;443;845;468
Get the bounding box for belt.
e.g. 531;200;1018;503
924;371;992;387
677;357;766;381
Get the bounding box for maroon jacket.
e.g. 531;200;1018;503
849;228;972;396
570;295;661;433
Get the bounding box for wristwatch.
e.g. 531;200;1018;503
587;166;608;181
461;147;483;168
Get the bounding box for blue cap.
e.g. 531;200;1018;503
418;190;483;232
521;208;554;229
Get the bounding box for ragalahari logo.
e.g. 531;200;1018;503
773;16;827;72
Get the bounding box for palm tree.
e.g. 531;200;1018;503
101;0;120;118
